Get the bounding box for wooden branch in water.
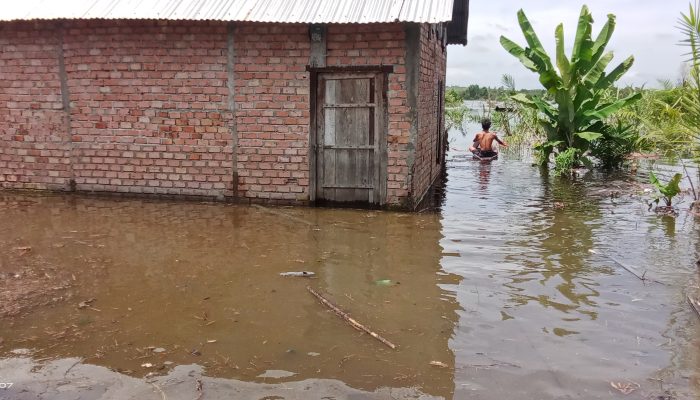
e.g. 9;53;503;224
307;286;396;350
588;249;665;285
688;295;700;320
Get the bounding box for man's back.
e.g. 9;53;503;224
471;118;507;155
478;131;501;151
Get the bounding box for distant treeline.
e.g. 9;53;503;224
448;85;546;101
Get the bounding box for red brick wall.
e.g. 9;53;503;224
234;23;310;202
64;21;234;197
0;22;71;190
412;23;447;206
1;20;435;207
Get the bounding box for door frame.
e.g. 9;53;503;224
307;65;392;206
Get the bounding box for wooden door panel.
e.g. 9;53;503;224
315;72;384;205
325;78;371;104
323;108;371;147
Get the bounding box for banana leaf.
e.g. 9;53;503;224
555;89;575;131
500;36;538;72
590;14;616;66
584;93;642;120
571;5;594;66
555;24;571;84
595;56;635;91
583;51;614;86
523;48;560;91
575;132;604;141
517;9;549;59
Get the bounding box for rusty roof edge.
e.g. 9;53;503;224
0;0;458;23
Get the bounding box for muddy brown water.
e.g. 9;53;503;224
1;154;699;399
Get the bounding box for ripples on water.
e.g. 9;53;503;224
442;151;699;399
0;149;699;399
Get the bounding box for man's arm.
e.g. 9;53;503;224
495;135;508;147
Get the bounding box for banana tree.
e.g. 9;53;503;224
500;5;641;166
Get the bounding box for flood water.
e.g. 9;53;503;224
1;149;699;399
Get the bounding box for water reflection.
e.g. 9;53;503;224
504;173;606;324
2;150;700;399
660;214;676;237
477;162;492;193
441;152;699;399
0;193;462;398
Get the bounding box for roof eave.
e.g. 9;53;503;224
446;0;469;46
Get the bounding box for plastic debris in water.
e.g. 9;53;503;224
279;271;315;277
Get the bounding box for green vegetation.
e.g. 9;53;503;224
446;2;700;209
445;74;546;146
446;84;545;102
554;148;581;177
500;5;641;173
444;87;474;137
650;172;683;208
680;1;700;137
588;120;637;169
632;2;700;208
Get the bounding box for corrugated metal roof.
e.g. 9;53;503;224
1;0;455;23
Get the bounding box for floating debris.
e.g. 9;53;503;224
77;298;96;309
257;370;296;379
610;381;639;395
279;271;315;277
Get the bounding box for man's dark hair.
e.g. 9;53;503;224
481;118;491;131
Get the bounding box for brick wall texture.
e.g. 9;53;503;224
412;24;447;206
0;20;447;207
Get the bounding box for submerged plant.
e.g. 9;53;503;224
554;148;580;177
444;88;469;136
589;120;638;169
444;88;486;137
649;171;683;208
500;5;641;167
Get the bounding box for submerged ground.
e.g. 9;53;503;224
0;150;699;399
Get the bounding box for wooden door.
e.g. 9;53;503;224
314;72;385;205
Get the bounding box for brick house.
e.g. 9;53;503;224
0;0;469;209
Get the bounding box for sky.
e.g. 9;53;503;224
447;0;691;89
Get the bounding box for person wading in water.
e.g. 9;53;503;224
469;118;507;157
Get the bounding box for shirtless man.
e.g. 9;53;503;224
469;118;507;157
